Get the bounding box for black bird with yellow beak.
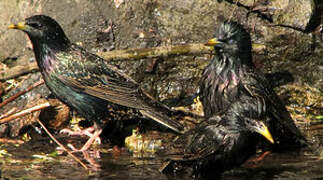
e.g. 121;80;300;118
161;95;274;177
201;21;306;150
9;15;184;152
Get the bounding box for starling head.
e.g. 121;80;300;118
205;21;252;64
244;118;274;144
9;15;70;50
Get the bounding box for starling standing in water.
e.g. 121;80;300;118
161;95;274;177
200;21;305;150
9;15;183;152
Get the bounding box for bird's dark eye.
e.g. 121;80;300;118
28;22;43;29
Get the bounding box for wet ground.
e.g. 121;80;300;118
0;127;322;180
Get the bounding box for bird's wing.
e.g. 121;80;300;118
168;118;227;161
59;75;148;108
241;69;303;138
56;47;152;110
55;47;184;133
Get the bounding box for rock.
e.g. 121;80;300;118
269;0;317;32
229;0;319;32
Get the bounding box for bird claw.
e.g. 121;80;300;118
60;127;101;145
62;129;103;152
59;128;77;136
67;143;80;152
60;127;94;136
94;136;101;144
67;143;101;154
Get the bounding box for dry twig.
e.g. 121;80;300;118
35;114;89;170
0;138;24;144
0;44;212;81
0;79;44;108
0;107;17;119
0;102;50;124
0;42;265;81
97;43;211;61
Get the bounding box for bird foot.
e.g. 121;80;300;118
245;151;271;168
60;127;101;144
65;129;103;152
251;151;271;163
82;150;101;169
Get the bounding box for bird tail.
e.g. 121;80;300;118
139;107;184;134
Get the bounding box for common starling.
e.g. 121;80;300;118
9;15;183;152
161;95;274;177
201;21;305;150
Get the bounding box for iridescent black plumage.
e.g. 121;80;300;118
161;95;274;177
9;15;183;151
201;21;306;150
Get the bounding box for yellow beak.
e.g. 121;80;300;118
257;124;274;144
8;22;26;30
205;38;219;46
205;38;266;52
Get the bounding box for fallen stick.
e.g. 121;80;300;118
35;113;89;170
0;44;212;81
0;94;89;169
0;102;50;124
0;107;17;119
0;43;265;81
96;43;212;61
0;79;44;108
0;138;24;144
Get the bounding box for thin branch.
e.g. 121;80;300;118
0;79;44;108
35;114;89;170
0;44;211;81
0;99;89;169
0;43;262;81
97;43;212;61
0;138;24;144
0;102;50;124
0;107;17;119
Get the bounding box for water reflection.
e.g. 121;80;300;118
0;129;322;180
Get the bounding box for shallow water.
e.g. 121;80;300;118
0;128;322;180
